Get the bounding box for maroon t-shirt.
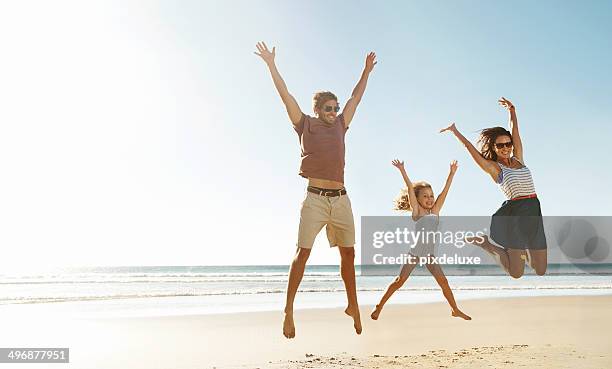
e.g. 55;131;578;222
293;113;348;183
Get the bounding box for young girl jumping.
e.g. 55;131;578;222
370;159;471;321
439;97;547;278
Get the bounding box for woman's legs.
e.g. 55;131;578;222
526;249;547;276
466;236;526;278
425;262;471;320
370;260;417;320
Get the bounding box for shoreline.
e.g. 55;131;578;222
1;295;610;368
1;287;611;319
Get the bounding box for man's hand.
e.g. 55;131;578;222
449;160;458;174
498;96;515;111
342;51;377;127
391;159;405;170
365;52;377;74
254;41;276;65
254;41;303;125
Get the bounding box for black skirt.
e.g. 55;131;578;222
490;197;547;250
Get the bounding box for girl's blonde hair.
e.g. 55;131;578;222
393;181;432;212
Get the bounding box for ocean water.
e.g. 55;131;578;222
0;265;610;318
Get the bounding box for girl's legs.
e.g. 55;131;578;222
466;236;526;279
370;260;418;320
425;262;471;320
526;249;547;276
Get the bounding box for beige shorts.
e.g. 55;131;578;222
297;191;355;249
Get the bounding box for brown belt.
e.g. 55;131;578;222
307;186;347;197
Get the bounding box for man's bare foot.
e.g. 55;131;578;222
344;305;362;334
370;304;382;320
452;309;472;320
283;312;295;339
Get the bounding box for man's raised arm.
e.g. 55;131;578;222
254;41;303;126
342;52;377;127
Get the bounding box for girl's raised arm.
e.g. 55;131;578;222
392;159;421;220
432;160;458;214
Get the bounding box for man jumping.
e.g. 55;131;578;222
255;41;376;338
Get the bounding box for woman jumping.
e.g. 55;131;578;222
370;159;471;321
439;97;547;278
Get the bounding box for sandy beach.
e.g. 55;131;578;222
2;295;611;368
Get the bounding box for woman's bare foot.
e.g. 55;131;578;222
466;235;509;272
466;235;498;260
466;235;488;249
452;309;472;320
344;305;362;334
283;312;295;338
370;304;382;320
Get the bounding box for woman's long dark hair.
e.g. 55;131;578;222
477;126;512;161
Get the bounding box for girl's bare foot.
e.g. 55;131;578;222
370;304;382;320
452;309;472;320
283;312;295;338
344;305;362;334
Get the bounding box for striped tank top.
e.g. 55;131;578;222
496;158;537;199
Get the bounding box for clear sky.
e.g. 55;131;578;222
1;1;611;270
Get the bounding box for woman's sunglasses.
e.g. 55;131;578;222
323;105;340;113
494;141;513;149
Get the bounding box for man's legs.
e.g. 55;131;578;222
338;245;362;334
329;193;361;334
283;247;311;339
285;191;325;338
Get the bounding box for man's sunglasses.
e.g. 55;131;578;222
323;105;340;113
494;141;513;149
